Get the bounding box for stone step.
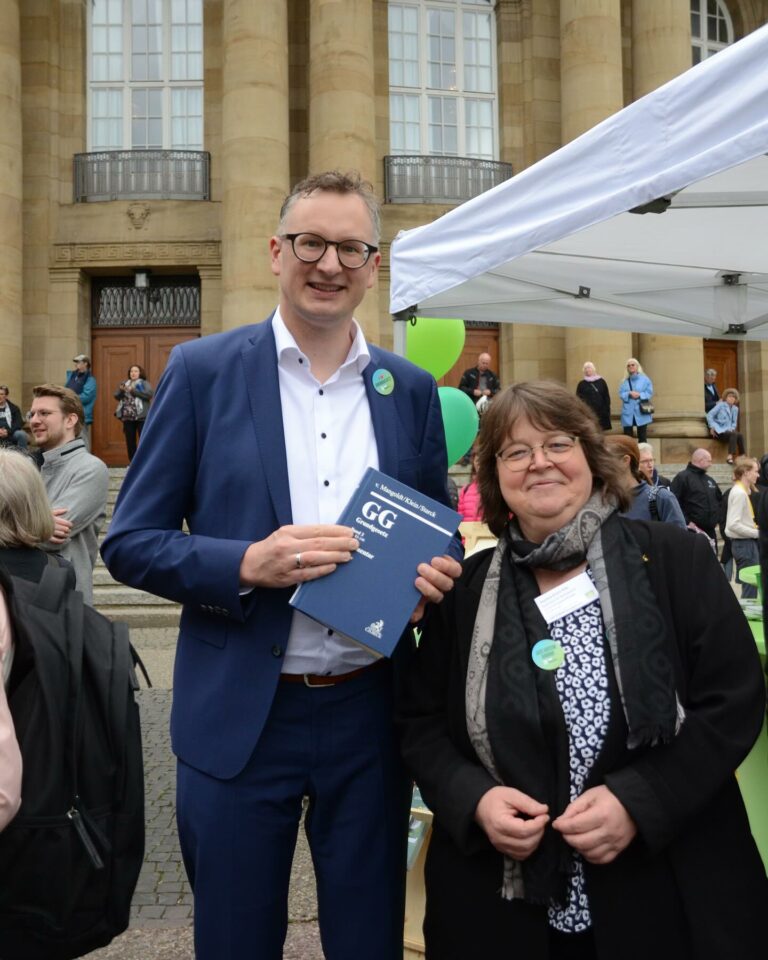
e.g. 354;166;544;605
96;604;182;629
93;584;179;607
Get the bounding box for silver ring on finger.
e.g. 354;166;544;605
295;552;304;569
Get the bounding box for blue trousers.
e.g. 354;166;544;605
176;663;411;960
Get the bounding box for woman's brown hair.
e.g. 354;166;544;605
604;434;643;483
475;381;630;536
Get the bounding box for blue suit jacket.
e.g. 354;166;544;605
102;318;457;779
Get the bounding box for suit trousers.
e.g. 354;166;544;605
176;661;411;960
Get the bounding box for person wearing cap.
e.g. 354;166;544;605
65;355;97;449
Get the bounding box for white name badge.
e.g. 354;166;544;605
534;571;599;626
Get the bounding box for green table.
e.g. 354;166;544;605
738;618;767;871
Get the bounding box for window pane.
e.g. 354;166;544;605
149;118;162;147
109;57;122;82
188;52;202;79
132;119;145;146
172;52;186;79
93;54;107;81
132;0;147;23
132;26;146;54
93;26;107;53
132;54;145;80
148;25;162;53
172;25;185;52
691;12;700;36
148;53;162;80
93;0;108;25
149;88;163;114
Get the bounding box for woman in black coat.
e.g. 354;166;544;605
397;382;765;960
575;362;611;430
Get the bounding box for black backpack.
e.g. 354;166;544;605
0;563;147;960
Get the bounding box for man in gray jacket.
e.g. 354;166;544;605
29;384;109;604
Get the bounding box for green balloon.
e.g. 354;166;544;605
406;317;466;380
438;387;479;466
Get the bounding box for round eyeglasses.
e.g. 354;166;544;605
280;233;378;269
496;436;579;472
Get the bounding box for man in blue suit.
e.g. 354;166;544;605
102;171;462;959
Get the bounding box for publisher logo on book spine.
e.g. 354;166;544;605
365;619;384;640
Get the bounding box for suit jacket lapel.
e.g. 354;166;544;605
240;318;293;527
364;346;399;478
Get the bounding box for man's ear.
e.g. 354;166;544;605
269;236;282;277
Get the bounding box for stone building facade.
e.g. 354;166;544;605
2;0;767;464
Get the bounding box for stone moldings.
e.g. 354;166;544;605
53;242;221;266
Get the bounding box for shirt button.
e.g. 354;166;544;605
321;432;327;439
327;629;333;636
319;389;324;396
323;480;330;487
271;645;283;658
298;357;304;364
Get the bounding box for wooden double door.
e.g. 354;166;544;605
92;328;198;466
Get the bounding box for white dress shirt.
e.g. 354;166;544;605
272;309;380;675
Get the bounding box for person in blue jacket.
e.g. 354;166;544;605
65;354;97;450
706;387;745;464
619;357;653;443
607;435;687;529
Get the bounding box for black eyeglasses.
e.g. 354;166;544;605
280;233;378;269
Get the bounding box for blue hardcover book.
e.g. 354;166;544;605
289;467;461;657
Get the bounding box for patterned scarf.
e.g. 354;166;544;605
465;490;684;904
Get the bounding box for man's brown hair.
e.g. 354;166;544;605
278;170;381;243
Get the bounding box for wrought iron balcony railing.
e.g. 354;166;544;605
74;149;210;202
384;155;512;204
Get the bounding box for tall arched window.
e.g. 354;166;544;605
88;0;203;151
691;0;734;63
388;0;498;160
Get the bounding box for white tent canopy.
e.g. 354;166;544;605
389;24;768;340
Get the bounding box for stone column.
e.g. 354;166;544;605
0;0;23;398
45;268;88;388
632;0;690;99
633;3;704;457
561;0;631;408
308;0;379;339
198;265;223;338
308;0;376;179
221;0;289;329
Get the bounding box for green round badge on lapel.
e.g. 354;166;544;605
372;368;395;395
531;639;565;671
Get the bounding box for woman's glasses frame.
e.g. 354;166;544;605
496;436;579;472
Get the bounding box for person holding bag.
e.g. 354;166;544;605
114;365;154;462
619;358;653;443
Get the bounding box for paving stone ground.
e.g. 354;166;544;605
87;632;325;959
